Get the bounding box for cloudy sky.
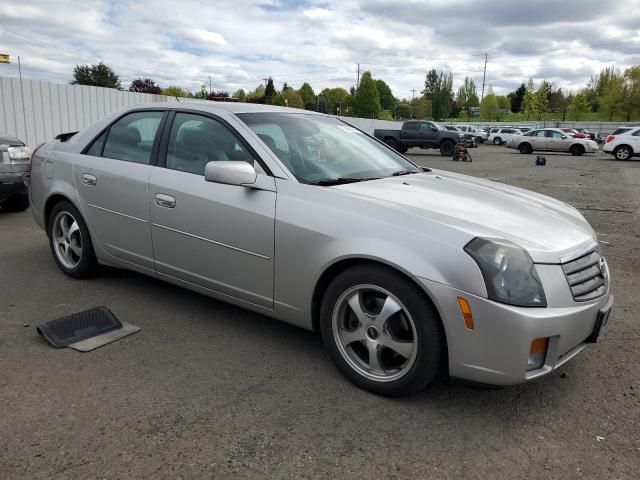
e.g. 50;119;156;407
1;0;638;99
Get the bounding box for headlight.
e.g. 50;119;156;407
464;238;547;307
8;146;31;160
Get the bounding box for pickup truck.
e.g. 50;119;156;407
374;121;459;156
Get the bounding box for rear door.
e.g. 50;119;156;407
73;110;166;271
149;111;276;308
400;122;420;145
529;130;548;150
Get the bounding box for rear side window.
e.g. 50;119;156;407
491;128;498;133
102;111;164;164
611;128;631;135
633;129;640;136
404;122;419;131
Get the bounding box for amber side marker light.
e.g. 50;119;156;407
528;337;549;371
457;297;474;330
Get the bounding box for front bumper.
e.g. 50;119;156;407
417;276;613;386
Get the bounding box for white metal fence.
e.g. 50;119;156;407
0;76;634;147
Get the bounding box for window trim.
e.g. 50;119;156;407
157;109;272;176
81;108;169;166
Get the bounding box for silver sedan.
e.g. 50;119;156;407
507;128;599;155
29;103;613;396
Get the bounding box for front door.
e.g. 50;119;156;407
73;110;166;271
149;111;276;308
419;122;438;147
546;130;567;151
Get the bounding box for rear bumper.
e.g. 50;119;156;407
417;276;613;386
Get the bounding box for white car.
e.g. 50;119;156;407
488;127;522;145
455;125;487;142
603;126;640;160
507;128;599;156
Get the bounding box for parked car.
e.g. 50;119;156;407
507;128;599;155
515;125;535;133
374;120;459;156
559;128;590;139
488;127;523;145
29;103;613;396
443;125;477;148
454;125;486;143
574;128;602;143
0;133;31;212
602;126;640;160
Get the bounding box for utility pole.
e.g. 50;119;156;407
208;76;212;94
356;63;360;90
17;56;28;145
480;53;488;103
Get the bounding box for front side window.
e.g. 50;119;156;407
547;130;564;139
102;111;163;164
166;113;258;176
238;113;421;184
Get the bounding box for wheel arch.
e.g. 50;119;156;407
43;193;78;234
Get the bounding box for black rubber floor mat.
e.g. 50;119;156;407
37;306;122;348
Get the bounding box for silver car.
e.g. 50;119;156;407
507;128;599;155
29;103;613;396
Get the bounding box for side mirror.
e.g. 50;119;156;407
561;135;567;139
204;161;257;186
431;126;437;132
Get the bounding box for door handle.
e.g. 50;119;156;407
155;193;176;208
81;173;97;186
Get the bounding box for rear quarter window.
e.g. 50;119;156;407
611;128;632;135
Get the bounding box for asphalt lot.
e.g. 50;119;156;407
1;144;639;479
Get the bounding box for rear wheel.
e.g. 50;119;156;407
613;145;633;161
570;144;585;156
493;137;502;145
440;140;455;156
518;143;532;154
320;265;444;397
1;192;29;212
385;138;399;151
48;201;97;278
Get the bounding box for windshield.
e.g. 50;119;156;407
237;113;422;184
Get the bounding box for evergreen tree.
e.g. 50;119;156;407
352;71;381;118
510;83;526;113
264;77;276;102
298;82;316;110
71;62;121;89
375;79;396;110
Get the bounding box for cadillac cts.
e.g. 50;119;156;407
29;103;613;396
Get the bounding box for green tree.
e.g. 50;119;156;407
522;78;537;120
567;93;590;120
129;78;162;94
232;89;246;101
548;86;568;116
621;66;640;121
599;74;625;121
422;69;453;120
273;89;304;108
71;62;121;89
410;97;432;119
264;77;276;102
393;102;412;119
480;87;498;121
375;79;396;111
534;81;551;120
321;87;350;115
495;95;511;121
298;82;316;110
509;83;526;113
353;71;381;118
163;86;190;97
456;76;479;118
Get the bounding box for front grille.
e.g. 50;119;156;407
561;250;607;302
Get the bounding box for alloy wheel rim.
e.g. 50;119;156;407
52;211;83;269
332;285;418;382
617;148;629;160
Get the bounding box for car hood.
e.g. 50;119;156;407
335;170;597;263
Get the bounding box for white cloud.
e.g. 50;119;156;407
0;0;637;99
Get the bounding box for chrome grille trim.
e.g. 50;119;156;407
561;250;607;302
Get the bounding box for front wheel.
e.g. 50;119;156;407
320;265;444;397
48;200;97;278
440;140;455;156
613;145;633;161
570;144;585;156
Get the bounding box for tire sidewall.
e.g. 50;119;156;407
518;143;532;154
571;144;585;156
319;265;443;396
615;146;631;160
48;200;96;278
385;139;399;151
493;137;502;145
440;141;454;156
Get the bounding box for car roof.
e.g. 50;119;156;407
0;133;24;145
135;100;322;116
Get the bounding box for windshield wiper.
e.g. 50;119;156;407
391;169;420;176
308;177;380;186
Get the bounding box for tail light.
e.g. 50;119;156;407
606;135;615;143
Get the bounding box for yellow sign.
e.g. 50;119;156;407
0;54;10;64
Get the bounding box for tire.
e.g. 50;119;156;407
613;145;633;161
493;137;502;145
320;265;444;397
385;138;400;151
1;192;29;212
440;140;455;156
47;200;97;278
570;144;585;156
399;147;409;154
518;143;532;154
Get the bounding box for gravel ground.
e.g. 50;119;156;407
1;145;639;479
